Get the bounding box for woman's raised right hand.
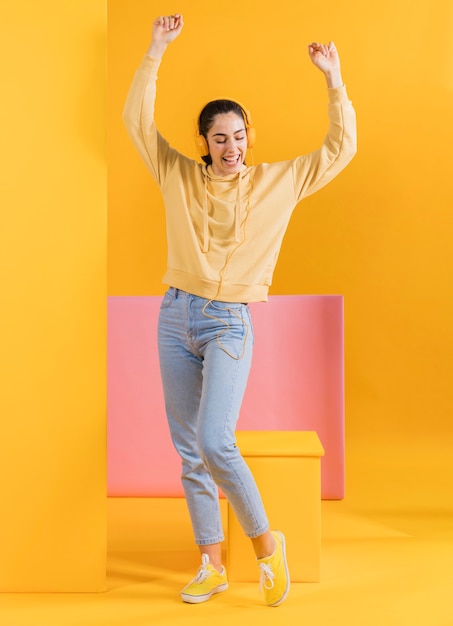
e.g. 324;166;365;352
152;14;184;45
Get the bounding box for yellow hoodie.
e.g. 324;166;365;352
123;55;357;303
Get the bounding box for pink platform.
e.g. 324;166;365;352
108;295;344;499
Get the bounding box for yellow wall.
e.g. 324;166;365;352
0;0;450;593
0;2;107;590
108;0;453;443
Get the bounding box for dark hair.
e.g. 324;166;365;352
198;100;246;164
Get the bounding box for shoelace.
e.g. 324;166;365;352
259;562;275;592
192;554;212;584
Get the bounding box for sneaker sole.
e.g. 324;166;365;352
181;582;229;604
268;531;290;607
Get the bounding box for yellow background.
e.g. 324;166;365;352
0;2;107;590
0;0;451;596
108;0;453;443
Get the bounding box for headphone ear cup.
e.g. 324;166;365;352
194;133;209;157
246;126;256;149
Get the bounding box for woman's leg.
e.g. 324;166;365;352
159;290;288;606
194;300;270;540
158;290;270;545
158;289;225;547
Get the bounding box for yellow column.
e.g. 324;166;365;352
0;2;106;591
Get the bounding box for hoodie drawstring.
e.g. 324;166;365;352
202;175;209;253
202;169;245;253
234;171;242;244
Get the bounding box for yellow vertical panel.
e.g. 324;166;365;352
0;1;107;591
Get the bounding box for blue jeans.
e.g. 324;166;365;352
157;287;269;545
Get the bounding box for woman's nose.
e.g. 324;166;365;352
224;137;236;150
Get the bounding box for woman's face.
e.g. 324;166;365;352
206;112;247;176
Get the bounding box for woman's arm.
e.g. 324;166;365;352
122;14;184;184
291;42;356;201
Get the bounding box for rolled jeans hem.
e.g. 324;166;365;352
244;523;270;540
195;535;225;546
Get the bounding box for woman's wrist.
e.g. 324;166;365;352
324;69;343;89
146;40;168;59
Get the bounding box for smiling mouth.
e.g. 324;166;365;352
223;155;241;165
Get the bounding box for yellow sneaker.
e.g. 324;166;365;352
180;554;228;604
257;531;290;606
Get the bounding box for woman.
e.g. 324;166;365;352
123;13;356;607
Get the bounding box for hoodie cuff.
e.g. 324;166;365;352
327;84;350;104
